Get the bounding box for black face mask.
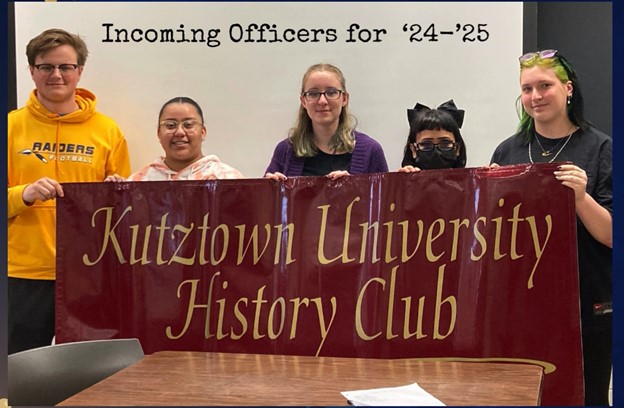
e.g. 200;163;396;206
414;148;459;170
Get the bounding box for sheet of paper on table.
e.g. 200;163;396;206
341;382;446;406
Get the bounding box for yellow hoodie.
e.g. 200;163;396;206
7;88;131;280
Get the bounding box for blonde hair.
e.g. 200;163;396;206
289;63;356;157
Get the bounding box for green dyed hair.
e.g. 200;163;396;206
516;52;589;143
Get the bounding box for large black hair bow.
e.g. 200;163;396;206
407;99;465;128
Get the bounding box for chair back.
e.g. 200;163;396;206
8;338;144;406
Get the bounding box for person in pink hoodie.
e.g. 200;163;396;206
108;96;243;181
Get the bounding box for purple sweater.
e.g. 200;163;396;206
264;131;389;176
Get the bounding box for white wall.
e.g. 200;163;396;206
15;2;523;177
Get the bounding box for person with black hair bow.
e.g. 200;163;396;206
399;99;467;172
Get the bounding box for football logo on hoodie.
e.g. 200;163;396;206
19;142;95;164
18;148;48;163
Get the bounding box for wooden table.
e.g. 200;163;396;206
58;351;543;406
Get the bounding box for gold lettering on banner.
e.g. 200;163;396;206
317;197;359;264
355;277;384;340
355;264;456;341
272;224;296;264
165;274;337;354
398;220;424;262
471;217;488;260
402;296;427;339
231;298;249;340
449;218;470;261
236;224;271;264
425;219;445;262
311;297;337;356
197;213;211;265
205;270;221;339
385;265;399;340
78;188;560;352
235;223;296;265
164;273;222;340
155;212;172;265
507;200;525;260
129;224;152;265
289;297;309;339
169;223;196;265
81;196;553;294
216;280;229;340
84;209;296;268
383;203;398;263
525;214;552;289
312;196;553;289
492;199;507;260
359;220;381;264
433;265;456;339
268;297;286;339
210;224;229;265
166;279;204;340
83;206;132;265
252;286;269;339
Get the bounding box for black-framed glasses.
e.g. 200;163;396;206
302;88;344;101
159;119;203;132
414;141;457;152
34;64;79;74
519;49;558;64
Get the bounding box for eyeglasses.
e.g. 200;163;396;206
519;49;558;64
34;64;79;74
414;141;457;152
302;89;344;102
159;119;203;132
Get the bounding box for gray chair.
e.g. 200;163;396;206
8;338;144;406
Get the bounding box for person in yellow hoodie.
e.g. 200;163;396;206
7;28;131;354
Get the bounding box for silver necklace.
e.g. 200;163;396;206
529;131;575;164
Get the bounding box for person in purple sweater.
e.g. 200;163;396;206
264;63;388;180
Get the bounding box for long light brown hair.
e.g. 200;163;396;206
289;63;356;157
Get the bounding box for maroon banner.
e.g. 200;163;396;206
56;164;582;405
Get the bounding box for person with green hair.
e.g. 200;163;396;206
264;63;388;180
490;49;612;406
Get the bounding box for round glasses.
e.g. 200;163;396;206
159;120;203;133
414;141;457;152
34;64;79;75
302;89;344;102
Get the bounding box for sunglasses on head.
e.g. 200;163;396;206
519;49;558;63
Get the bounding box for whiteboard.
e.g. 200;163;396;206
14;2;523;177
